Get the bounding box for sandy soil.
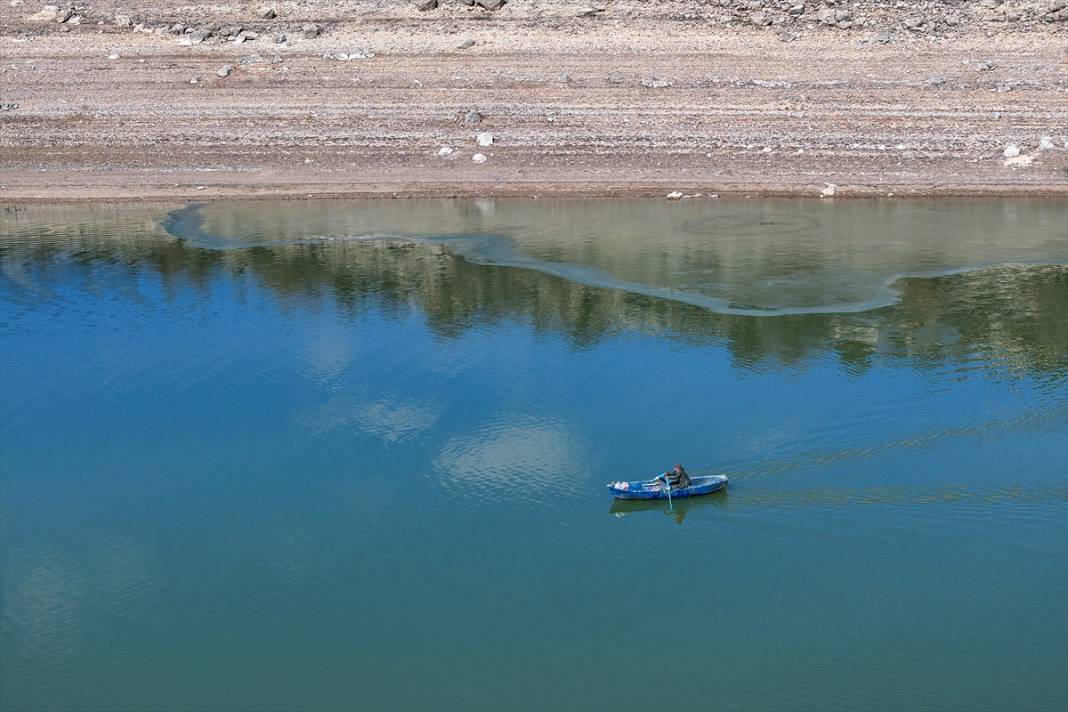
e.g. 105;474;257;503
1;0;1067;201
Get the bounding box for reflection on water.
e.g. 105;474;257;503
610;490;729;524
1;200;1066;712
3;201;1067;375
165;198;1067;315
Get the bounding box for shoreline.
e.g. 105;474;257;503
5;189;1068;204
2;1;1067;203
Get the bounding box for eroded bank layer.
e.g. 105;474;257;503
1;0;1066;200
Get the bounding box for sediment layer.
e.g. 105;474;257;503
1;0;1066;200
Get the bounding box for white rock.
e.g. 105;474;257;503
472;153;487;163
1002;144;1020;158
437;146;454;157
1038;136;1054;151
107;53;119;59
820;183;837;197
666;191;683;201
26;4;57;21
476;131;493;147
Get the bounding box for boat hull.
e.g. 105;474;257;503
607;474;728;500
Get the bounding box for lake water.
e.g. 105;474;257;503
2;199;1066;711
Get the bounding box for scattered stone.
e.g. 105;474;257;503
107;52;119;59
1039;136;1055;151
472;153;487;163
903;16;923;30
475;0;505;10
302;23;320;39
178;29;211;45
190;75;199;84
977;61;997;71
666;191;683;200
55;7;72;23
457;39;476;49
576;7;603;17
168;23;184;34
640;77;672;89
749;12;771;27
114;15;131;27
1002;144;1020;158
777;31;798;42
273;33;286;43
332;48;374;60
416;0;437;10
558;73;571;83
874;31;892;44
216;64;233;77
258;6;276;19
476;131;493;146
437;146;454;157
464;111;482;126
820;183;837;197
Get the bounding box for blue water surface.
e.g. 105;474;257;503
1;200;1066;711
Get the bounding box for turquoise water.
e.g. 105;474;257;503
1;199;1066;711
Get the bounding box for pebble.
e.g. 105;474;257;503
457;39;476;50
1002;144;1020;158
820;183;838;197
472;153;487;163
302;23;320;39
476;131;493;147
1038;137;1055;151
216;64;233;77
464;111;482;126
114;15;131;27
666;191;683;200
437;146;454;157
258;6;276;19
107;52;119;59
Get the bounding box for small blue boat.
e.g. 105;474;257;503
607;474;728;500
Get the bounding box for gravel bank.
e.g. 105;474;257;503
1;0;1066;200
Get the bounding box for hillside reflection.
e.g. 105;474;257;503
2;203;1066;377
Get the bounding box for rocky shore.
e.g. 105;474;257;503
1;0;1066;200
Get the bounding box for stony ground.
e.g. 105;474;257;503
1;0;1066;201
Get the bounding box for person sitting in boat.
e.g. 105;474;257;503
657;464;691;489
